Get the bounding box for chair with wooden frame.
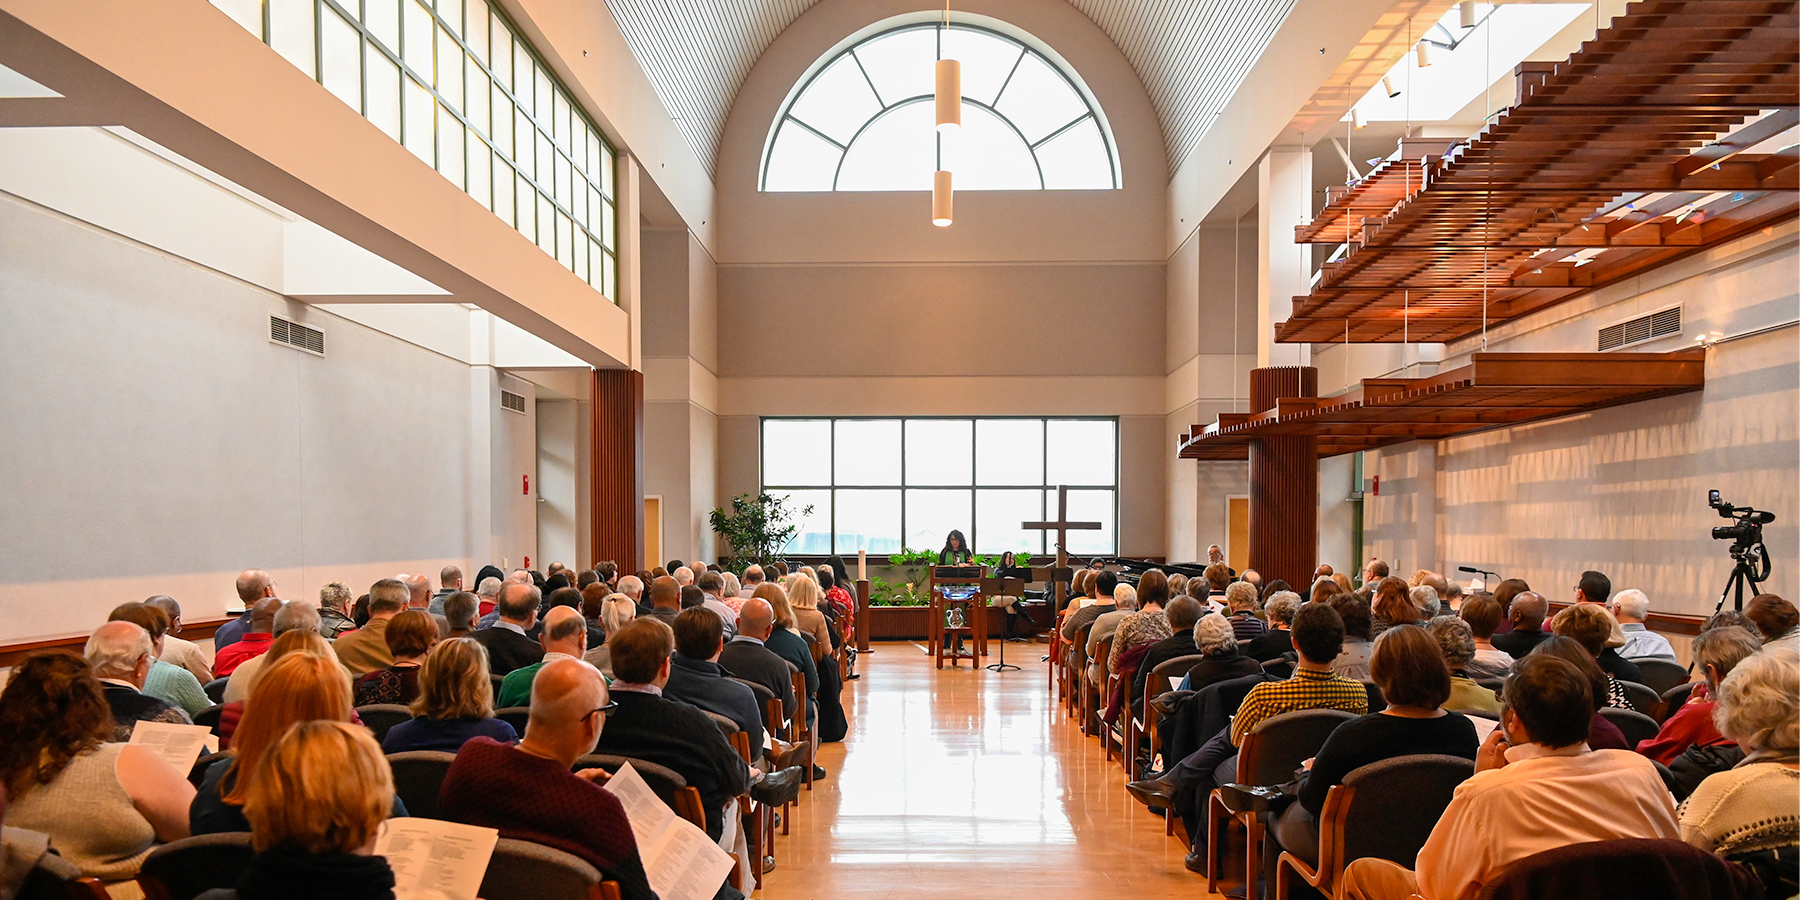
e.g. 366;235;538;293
1205;708;1358;900
1108;665;1134;771
1272;754;1473;900
728;729;771;889
1048;609;1065;700
790;669;815;790
1085;634;1114;740
1131;653;1206;808
477;837;625;900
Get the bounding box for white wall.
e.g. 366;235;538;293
536;398;579;568
0;192;543;639
1363;224;1799;616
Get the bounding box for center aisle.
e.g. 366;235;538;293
756;641;1213;898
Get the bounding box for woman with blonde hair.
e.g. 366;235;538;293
192;653;401;835
755;582;821;734
582;593;638;678
786;573;836;657
380;638;518;753
720;572;744;612
1677;647;1799;881
208;721;399;899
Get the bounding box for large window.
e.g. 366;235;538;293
761;418;1118;556
761;21;1119;192
212;0;619;302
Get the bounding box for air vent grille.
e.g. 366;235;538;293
269;315;325;355
500;390;527;414
1598;306;1681;351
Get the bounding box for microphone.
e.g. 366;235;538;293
1457;566;1480;573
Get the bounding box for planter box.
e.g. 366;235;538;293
863;604;1050;641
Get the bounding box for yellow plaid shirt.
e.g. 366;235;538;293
1229;665;1369;746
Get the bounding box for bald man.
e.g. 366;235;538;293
1492;591;1552;658
645;575;681;625
430;565;464;615
213;596;283;676
495;606;588;707
401;573;451;636
439;658;657;900
213;568;275;649
717;598;798;727
85;620;192;741
469;582;547;676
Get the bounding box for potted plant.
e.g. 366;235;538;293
708;493;811;572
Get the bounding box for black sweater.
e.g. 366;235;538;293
1296;712;1480;817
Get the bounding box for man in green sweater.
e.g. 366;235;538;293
496;606;589;707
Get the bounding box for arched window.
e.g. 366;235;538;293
761;20;1119;192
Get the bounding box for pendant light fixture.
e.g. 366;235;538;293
1352;106;1368;129
932;170;954;227
1416;40;1432;67
1382;75;1400;98
936;59;961;132
1458;1;1478;29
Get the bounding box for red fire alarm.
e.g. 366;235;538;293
523;475;530;495
524;555;531;568
1370;475;1380;496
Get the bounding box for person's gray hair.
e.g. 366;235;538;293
743;564;765;584
601;594;637;635
477;576;504;599
319;582;352;613
673;566;695;585
1194;613;1238;657
1425;615;1476;667
274;601;322;636
1113;583;1138;611
369;578;409;613
84;621;152;679
1225;581;1258;610
1692;626;1762;686
618;575;644;598
721;572;741;597
145;595;181;619
1611;588;1651;621
1409;585;1441;618
1264;591;1302;626
698;571;724;593
1713;645;1799;753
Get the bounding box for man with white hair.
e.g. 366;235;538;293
1611;589;1677;663
85;621;193;740
617;574;649;617
672;566;695;587
223;601;324;703
474;576;506;628
509;569;533;584
1206;544;1237;578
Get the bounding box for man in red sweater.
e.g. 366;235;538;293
1636;625;1760;764
438;657;656;900
212;597;281;676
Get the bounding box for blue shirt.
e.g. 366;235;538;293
381;716;518;754
211;611;254;650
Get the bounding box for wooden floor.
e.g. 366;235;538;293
756;640;1217;898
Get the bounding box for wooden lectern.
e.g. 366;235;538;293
928;565;985;668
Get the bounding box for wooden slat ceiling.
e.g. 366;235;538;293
1177;350;1706;460
1277;0;1799;344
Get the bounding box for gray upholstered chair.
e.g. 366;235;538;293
1598;706;1660;748
386;750;457;821
1273;754;1474;900
352;703;412;743
477;838;620;900
136;832;255;900
1632;659;1691;695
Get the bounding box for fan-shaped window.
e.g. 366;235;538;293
762;21;1119;192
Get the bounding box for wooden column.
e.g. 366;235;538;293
1248;366;1318;591
590;368;645;571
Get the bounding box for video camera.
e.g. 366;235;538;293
1710;489;1775;545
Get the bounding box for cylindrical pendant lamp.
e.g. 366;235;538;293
932;170;953;227
1352;106;1367;129
935;59;961;132
1415;41;1432;67
1458;1;1477;29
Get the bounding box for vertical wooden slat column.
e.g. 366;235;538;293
1248;366;1318;591
590;368;645;571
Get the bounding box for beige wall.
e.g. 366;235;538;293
642;229;721;563
1364;224;1799;617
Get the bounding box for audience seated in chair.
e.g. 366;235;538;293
1267;624;1480;870
1241;591;1300;662
1458;595;1515;680
193;654;405;836
353;609;439;707
214;598;284;678
1528;637;1633;751
468;582;549;677
0;651;194;888
1223;582;1266;643
333;580;411;677
757;583;821;744
1425;616;1502;717
380;637;518;753
213;570;276;651
224;602;325;705
1490;591;1550;658
1676;644;1799;896
107;602;211;717
719;598;801;730
1175;613;1263;694
438;657;657;900
84;620;193;741
145;595;215;683
666;607;768;763
1131;597;1206;715
583;593;637;679
442;590;480;640
496;606;589;709
195;721;399;900
1610;589;1677;663
1369;578;1420;641
1061;571;1118;639
592;618;754;842
1637;625;1761;765
1337;654;1677;900
1552;601;1644;690
1328;594;1376;682
1744;593;1800;652
215;631;335;749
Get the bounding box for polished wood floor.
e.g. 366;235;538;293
757;641;1217;898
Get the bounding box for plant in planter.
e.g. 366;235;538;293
708;493;812;572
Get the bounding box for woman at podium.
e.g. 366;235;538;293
938;530;974;565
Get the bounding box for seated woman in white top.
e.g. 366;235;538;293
0;651;194;888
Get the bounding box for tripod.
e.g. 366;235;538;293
986;600;1021;672
1695;547;1767;675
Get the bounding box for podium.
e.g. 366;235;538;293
929;566;986;668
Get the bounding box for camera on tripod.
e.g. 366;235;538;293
1709;489;1774;611
1710;489;1775;545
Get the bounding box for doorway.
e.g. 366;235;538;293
1226;495;1249;573
644;495;663;571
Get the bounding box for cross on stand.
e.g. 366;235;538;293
1022;485;1103;612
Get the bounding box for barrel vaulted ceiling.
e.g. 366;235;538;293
602;0;1300;177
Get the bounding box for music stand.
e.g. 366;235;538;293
982;576;1027;672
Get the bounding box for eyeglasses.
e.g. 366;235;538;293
587;701;619;719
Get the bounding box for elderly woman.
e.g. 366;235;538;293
1329;594;1376;682
1370;577;1420;639
1244;591;1302;661
581;593;638;678
1425;615;1502;716
198;721;399;900
1640;626;1764;765
1177;613;1265;692
1;652;194;889
381;638;517;753
1269;624;1479;869
1409;585;1442;620
316;581;357;638
353;609;439;707
1677;646;1799;887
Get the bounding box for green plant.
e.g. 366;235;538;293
868;576;930;606
708;493;812;571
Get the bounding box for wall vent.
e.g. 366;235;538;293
500;390;527;414
269;315;325;356
1598;306;1681;351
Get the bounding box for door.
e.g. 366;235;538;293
1226;496;1250;573
644;495;663;571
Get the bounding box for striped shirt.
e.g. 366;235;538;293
1229;611;1268;642
1229;665;1369;746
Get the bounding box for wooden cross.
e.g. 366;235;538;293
1022;485;1102;610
